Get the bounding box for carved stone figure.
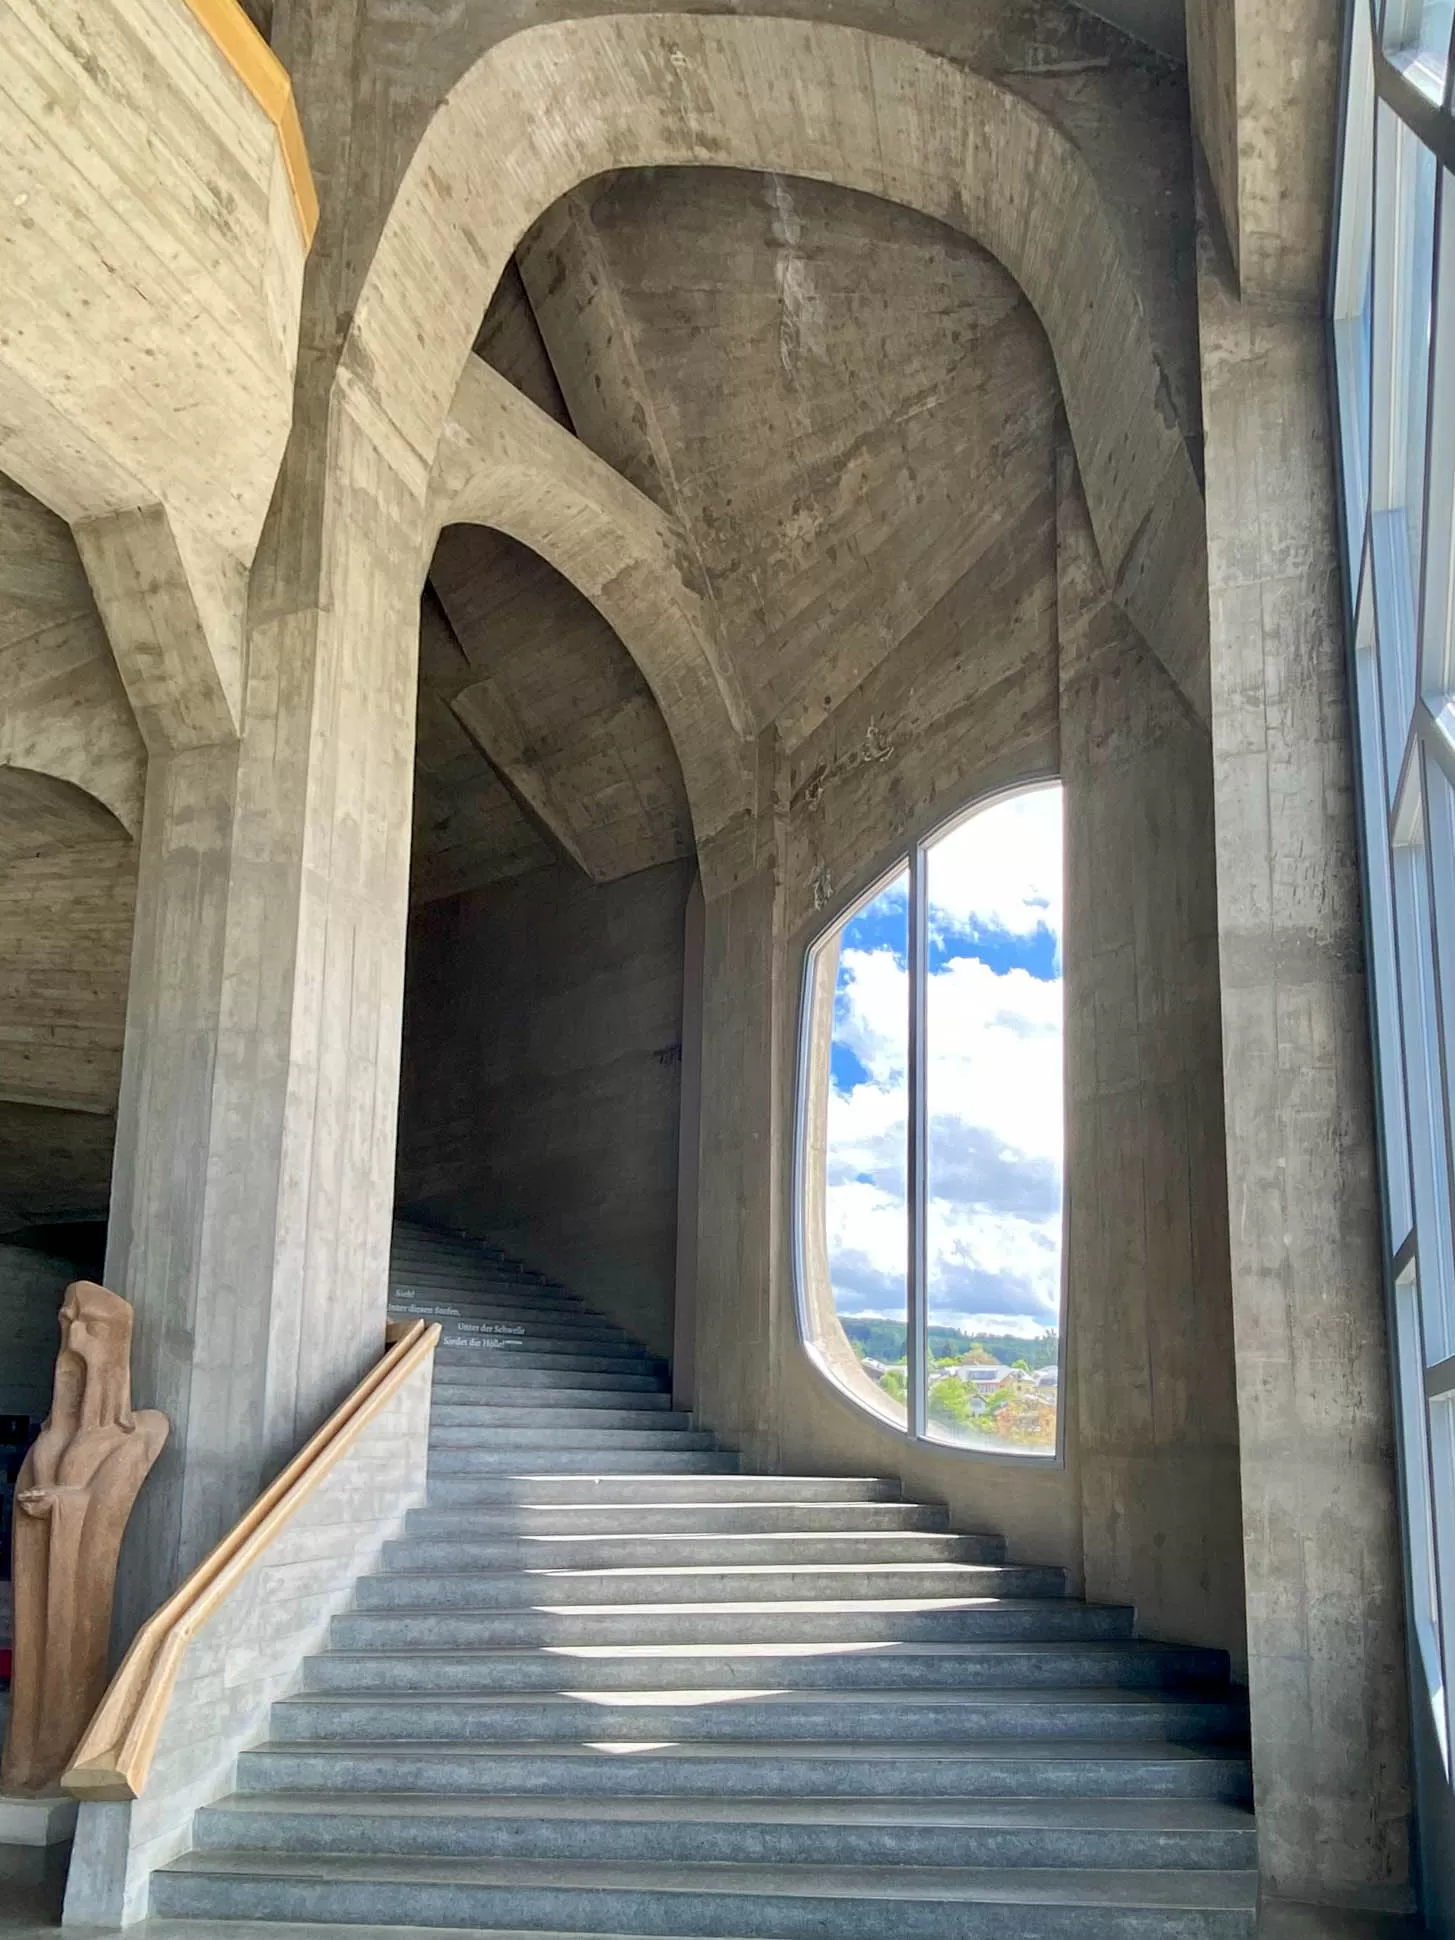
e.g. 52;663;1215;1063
2;1282;168;1794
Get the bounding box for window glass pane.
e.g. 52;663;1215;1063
1430;1392;1455;1770
1335;0;1376;555
1396;1265;1448;1771
809;868;909;1431
922;787;1063;1456
1372;109;1437;617
1393;775;1455;1361
1355;616;1415;1241
1423;173;1455;700
1381;0;1453;104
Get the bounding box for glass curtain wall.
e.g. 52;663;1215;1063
798;784;1065;1459
1333;0;1455;1769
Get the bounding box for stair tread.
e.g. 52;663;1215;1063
202;1792;1256;1830
283;1687;1234;1710
375;1562;1048;1580
254;1737;1245;1763
314;1641;1203;1663
160;1850;1258;1908
345;1595;1087;1615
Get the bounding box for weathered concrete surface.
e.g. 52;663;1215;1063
0;819;135;1117
0;1242;75;1417
0;1109;115;1236
426;546;692;887
1058;450;1245;1666
296;0;1202;451
1199;242;1412;1906
1;0;308;743
340;14;1209;730
410;593;554;905
522;170;1067;752
1186;0;1340;305
0;478;146;838
397;862;694;1359
427;356;742;865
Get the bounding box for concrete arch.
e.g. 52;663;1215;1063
0;764;133;858
341;10;1211;779
427;355;753;861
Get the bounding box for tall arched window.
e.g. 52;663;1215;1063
795;783;1065;1458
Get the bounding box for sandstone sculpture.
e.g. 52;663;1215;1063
2;1283;168;1795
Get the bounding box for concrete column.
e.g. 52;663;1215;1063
1198;242;1414;1911
1057;446;1246;1664
692;833;786;1467
108;374;422;1639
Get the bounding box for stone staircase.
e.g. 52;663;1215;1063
150;1221;1259;1937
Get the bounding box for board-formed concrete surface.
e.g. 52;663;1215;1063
0;0;1418;1919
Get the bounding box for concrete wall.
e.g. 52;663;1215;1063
397;860;694;1358
687;439;1246;1662
0;1243;72;1419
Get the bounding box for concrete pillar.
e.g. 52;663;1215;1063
1198;241;1414;1911
692;825;786;1466
1057;446;1246;1664
108;367;422;1638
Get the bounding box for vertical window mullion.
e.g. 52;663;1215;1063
907;841;928;1440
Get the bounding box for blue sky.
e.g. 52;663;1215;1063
822;787;1064;1339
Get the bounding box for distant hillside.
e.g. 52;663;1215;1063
840;1315;1059;1370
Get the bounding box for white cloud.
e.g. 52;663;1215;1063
822;788;1064;1336
927;784;1061;947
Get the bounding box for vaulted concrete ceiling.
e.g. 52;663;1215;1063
520;169;1062;754
416;164;1075;897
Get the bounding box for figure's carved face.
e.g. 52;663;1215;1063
56;1283;132;1401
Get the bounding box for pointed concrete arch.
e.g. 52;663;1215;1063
340;11;1211;828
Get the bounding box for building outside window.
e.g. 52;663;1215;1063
1333;0;1455;1772
794;783;1066;1459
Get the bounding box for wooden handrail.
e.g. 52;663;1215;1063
61;1319;440;1803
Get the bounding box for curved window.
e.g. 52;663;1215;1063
796;783;1065;1458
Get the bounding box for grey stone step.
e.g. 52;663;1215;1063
433;1345;665;1374
269;1689;1244;1747
423;1475;902;1506
151;1849;1258;1937
192;1792;1258;1872
431;1392;675;1416
426;1365;667;1396
427;1428;720;1455
396;1285;571;1306
403;1501;943;1537
235;1737;1254;1802
431;1366;668;1395
394;1303;628;1339
302;1639;1229;1697
427;1449;738;1476
422;1326;645;1356
391;1274;584;1303
329;1597;1133;1652
353;1561;1065;1610
379;1532;1005;1573
429;1409;694;1438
